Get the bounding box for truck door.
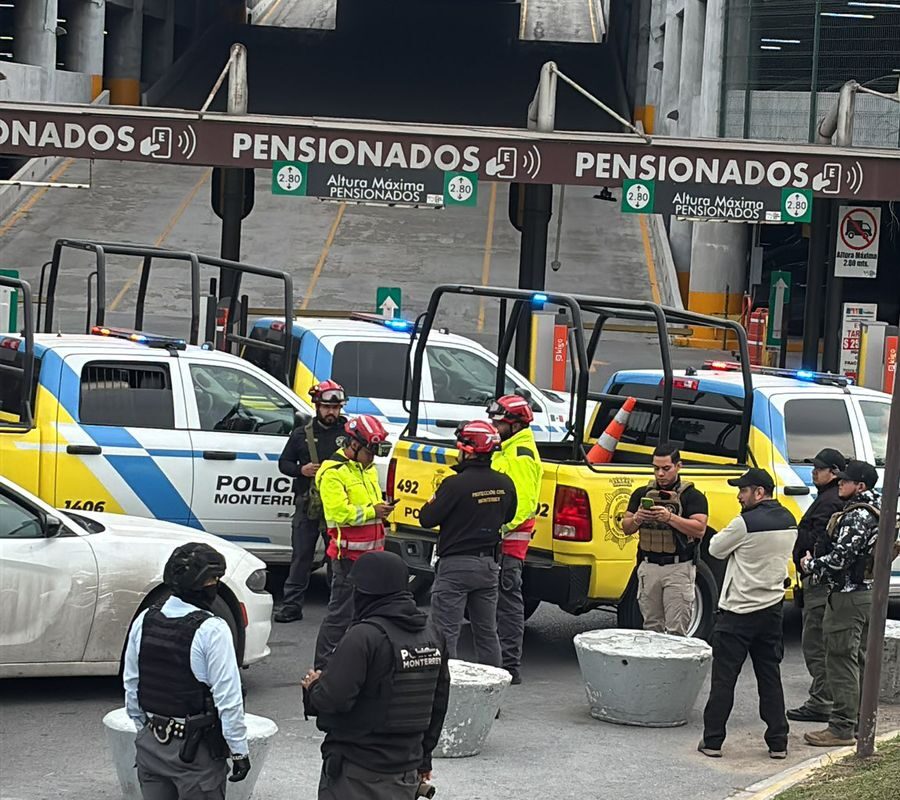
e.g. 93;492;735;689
55;355;194;524
325;336;421;430
419;344;557;441
0;485;98;666
769;393;862;499
184;359;298;554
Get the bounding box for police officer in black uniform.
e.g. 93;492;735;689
302;551;450;800
788;447;847;723
276;380;348;623
124;543;251;800
419;420;517;666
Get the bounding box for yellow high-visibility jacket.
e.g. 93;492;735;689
492;428;542;557
316;453;384;560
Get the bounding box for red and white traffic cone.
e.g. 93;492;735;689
586;396;636;464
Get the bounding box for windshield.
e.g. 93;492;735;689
859;400;890;468
427;346;519;406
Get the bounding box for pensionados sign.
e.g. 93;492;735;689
3;103;900;200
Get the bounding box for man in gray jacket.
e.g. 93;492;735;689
698;469;797;760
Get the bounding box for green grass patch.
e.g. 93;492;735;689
774;737;900;800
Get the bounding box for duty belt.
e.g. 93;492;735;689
642;552;688;566
147;715;187;743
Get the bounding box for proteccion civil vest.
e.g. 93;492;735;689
317;616;442;735
138;607;213;718
317;452;385;561
638;480;695;556
493;428;543;560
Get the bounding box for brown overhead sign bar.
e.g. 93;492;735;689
2;101;900;200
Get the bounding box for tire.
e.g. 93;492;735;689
409;573;434;601
615;560;719;641
523;595;541;621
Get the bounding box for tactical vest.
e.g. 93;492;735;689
304;420;326;529
638;481;695;556
826;502;899;584
318;617;442;735
138;607;213;718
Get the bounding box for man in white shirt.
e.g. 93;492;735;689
123;543;251;799
697;469;797;760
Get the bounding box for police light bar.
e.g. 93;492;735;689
91;326;187;350
350;312;416;333
701;360;851;387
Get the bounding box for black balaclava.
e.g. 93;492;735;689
163;542;227;612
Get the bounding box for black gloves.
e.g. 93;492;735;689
228;754;251;782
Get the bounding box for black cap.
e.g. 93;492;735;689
812;448;846;472
349;551;409;596
837;460;879;489
728;468;776;491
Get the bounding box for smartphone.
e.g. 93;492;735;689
641;497;655;510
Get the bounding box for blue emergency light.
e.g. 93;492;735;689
532;293;548;308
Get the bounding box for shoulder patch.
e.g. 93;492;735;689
516;446;534;458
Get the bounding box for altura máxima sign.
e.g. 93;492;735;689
2;103;900;200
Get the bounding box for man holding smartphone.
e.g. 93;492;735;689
621;443;709;636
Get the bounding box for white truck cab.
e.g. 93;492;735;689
245;314;573;441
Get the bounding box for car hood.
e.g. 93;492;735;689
66;511;263;572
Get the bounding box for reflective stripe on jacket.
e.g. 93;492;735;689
492;428;542;559
316;452;385;561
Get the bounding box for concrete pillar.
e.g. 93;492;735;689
105;0;144;105
142;0;175;87
658;1;682;136
677;0;706;138
687;2;748;348
628;0;652;127
67;0;106;100
14;0;57;99
643;0;666;135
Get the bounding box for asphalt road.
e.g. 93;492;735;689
2;574;899;800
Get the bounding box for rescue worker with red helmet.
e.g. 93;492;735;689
276;380;348;623
419;421;517;666
487;394;543;685
313;414;394;669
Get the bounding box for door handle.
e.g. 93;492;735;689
435;419;463;429
66;444;102;455
203;451;237;461
783;485;811;496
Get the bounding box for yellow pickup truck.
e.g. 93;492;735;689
385;286;892;639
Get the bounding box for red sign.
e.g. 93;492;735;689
885;336;898;394
839;208;878;251
552;324;568;391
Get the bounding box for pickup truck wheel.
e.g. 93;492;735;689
616;560;718;641
409;573;433;601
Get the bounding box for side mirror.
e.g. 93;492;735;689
44;514;63;538
514;387;533;402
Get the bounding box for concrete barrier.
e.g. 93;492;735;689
102;708;277;800
433;660;511;758
574;629;712;727
881;619;900;704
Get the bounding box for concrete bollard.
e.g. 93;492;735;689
574;629;712;727
433;659;511;758
880;619;900;704
102;708;278;800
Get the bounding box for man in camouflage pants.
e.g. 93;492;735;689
799;460;881;748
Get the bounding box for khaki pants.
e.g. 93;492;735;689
637;560;695;636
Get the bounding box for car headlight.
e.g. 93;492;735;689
245;569;268;593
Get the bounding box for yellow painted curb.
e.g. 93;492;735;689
728;728;900;800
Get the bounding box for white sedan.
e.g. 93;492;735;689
0;477;272;679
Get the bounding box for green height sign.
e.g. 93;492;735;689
780;188;813;223
621;179;655;214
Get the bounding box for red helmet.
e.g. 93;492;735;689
344;415;391;457
455;420;501;454
487;394;534;425
309;379;347;405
